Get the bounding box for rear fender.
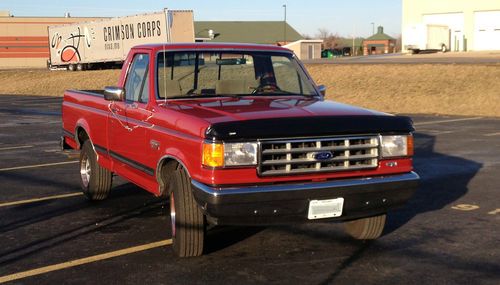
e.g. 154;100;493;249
75;119;91;150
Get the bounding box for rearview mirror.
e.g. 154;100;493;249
104;86;125;101
317;85;327;96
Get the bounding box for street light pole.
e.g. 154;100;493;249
371;22;375;35
283;4;287;45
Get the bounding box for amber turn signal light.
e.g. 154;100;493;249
202;143;224;167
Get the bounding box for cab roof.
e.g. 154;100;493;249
132;42;293;53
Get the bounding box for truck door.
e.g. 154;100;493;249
108;53;155;179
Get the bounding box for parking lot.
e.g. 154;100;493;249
0;95;499;284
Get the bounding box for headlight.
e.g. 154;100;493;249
224;142;258;166
380;135;414;158
202;142;258;167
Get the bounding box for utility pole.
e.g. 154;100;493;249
371;22;375;35
283;4;287;45
352;24;356;56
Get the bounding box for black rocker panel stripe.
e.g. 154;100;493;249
109;150;155;176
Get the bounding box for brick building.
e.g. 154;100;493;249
362;26;396;55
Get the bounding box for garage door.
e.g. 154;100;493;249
422;13;464;52
474;11;500;51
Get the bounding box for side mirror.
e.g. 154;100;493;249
317;85;327;97
104;86;125;101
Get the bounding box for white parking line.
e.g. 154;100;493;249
0;193;81;208
414;117;483;126
0;145;33;151
0;161;78;172
0;239;172;283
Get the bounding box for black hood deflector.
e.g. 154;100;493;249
205;115;414;140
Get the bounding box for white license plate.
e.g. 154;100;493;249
308;198;344;220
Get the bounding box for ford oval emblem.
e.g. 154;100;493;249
314;151;334;161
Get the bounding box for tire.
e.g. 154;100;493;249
441;45;447;53
76;63;85;71
79;140;112;201
344;214;386;240
170;168;205;257
68;64;76;71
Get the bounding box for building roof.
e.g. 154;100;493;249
194;21;303;44
364;26;395;41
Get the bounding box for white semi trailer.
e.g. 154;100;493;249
48;9;194;70
404;24;450;54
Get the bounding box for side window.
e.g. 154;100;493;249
125;54;150;103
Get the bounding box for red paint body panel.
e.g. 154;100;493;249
62;43;414;196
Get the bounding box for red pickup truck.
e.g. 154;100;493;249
62;43;419;257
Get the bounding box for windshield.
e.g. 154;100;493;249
156;51;318;99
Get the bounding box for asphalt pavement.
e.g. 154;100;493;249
0;95;499;284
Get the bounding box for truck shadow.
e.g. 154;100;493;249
0;183;164;267
384;131;482;233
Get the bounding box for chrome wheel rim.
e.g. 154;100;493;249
170;194;176;237
80;155;91;188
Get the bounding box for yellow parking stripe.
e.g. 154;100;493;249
484;132;500;137
0;161;78;172
0;239;173;283
0;145;33;151
0;193;82;208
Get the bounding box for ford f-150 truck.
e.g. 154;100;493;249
61;43;419;257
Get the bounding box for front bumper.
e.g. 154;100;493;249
191;172;419;225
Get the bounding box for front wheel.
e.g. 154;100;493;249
344;214;386;240
170;168;205;257
79;140;112;200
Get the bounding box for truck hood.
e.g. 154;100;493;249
165;96;384;122
162;96;414;140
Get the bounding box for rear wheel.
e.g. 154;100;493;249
79;140;112;200
441;44;447;53
170;168;205;257
344;214;386;240
76;63;85;71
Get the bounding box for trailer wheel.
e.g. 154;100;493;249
68;64;76;71
344;214;386;240
441;44;447;53
79;140;112;201
170;168;205;257
76;63;85;71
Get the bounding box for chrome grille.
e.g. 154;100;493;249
258;136;379;176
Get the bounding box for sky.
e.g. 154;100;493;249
1;0;402;38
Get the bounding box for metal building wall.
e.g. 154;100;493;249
402;0;500;52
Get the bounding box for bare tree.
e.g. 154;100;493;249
395;34;402;52
316;28;339;50
301;33;312;40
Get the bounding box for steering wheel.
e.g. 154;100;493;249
251;83;282;94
